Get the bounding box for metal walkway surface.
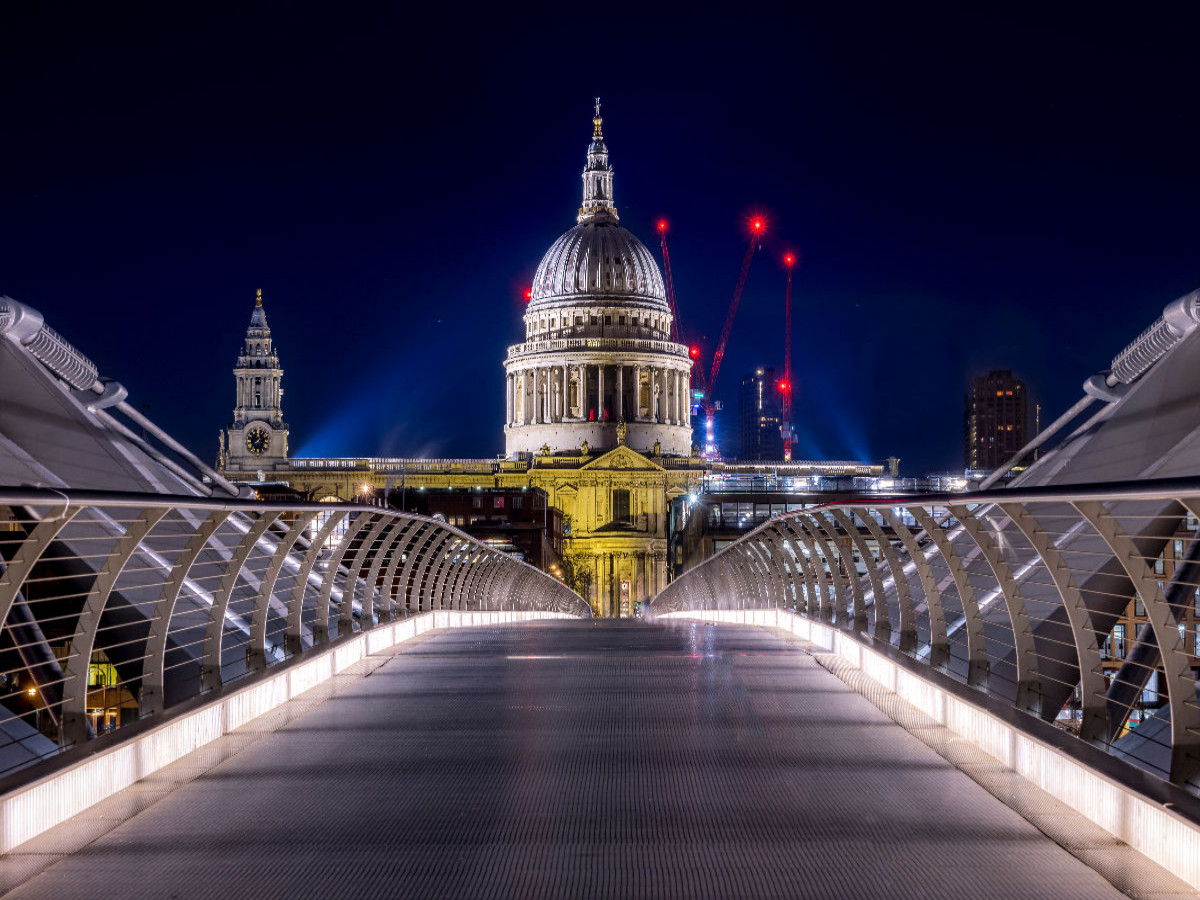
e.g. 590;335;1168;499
0;622;1159;899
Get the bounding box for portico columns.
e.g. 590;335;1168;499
562;365;569;420
530;367;540;424
668;369;675;424
580;364;588;420
598;364;605;420
650;366;660;423
617;364;624;420
634;365;642;420
518;371;526;424
673;370;680;424
667;367;676;427
678;369;684;424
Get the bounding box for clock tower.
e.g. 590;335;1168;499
221;289;289;473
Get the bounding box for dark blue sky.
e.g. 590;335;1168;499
3;6;1198;474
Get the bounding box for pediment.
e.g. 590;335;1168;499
580;446;664;472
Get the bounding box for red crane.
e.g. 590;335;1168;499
779;252;798;461
699;216;765;456
657;220;708;405
654;215;766;458
657;220;682;344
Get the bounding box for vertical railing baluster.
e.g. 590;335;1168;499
63;506;168;745
951;503;1043;715
200;511;279;693
909;508;989;687
1000;501;1109;743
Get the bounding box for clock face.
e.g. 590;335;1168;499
245;428;270;455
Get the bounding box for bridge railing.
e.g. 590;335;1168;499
651;476;1200;793
0;488;589;774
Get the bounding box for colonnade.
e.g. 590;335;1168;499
506;362;690;427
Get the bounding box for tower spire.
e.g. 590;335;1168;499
226;287;288;469
578;98;618;224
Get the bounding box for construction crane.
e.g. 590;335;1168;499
657;220;708;414
700;217;765;456
655;215;766;458
779;252;798;461
657;220;682;344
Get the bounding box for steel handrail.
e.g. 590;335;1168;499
653;478;1200;795
0;489;590;775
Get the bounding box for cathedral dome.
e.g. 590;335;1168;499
504;101;693;462
529;220;667;310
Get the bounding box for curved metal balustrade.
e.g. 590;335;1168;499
0;488;589;773
651;477;1200;793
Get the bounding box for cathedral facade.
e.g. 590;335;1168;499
219;107;706;616
218;106;883;615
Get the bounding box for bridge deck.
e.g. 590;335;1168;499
4;621;1135;899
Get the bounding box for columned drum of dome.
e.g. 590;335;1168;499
504;104;693;458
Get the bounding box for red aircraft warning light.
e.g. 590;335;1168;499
523;287;532;302
784;253;795;268
657;219;668;233
689;345;700;360
751;217;765;234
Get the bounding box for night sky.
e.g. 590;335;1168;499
3;6;1198;475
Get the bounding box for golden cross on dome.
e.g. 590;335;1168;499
592;96;603;137
256;288;262;307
